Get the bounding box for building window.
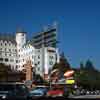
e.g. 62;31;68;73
49;56;54;59
16;60;18;63
0;58;3;61
49;61;53;65
38;50;40;52
9;49;11;52
5;58;8;62
38;67;40;71
16;65;18;69
32;55;34;59
15;49;17;52
10;59;14;62
32;61;34;64
0;48;2;51
9;43;11;46
5;43;7;46
48;49;55;53
5;53;7;56
37;61;40;65
0;43;2;46
15;54;17;57
38;55;40;59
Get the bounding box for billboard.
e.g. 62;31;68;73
66;79;75;84
64;70;74;77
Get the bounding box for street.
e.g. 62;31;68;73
29;95;100;100
69;95;100;99
27;95;100;100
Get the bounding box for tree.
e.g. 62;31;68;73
85;59;95;71
80;61;84;70
59;52;71;71
73;60;100;90
0;63;11;81
75;60;100;90
52;52;71;78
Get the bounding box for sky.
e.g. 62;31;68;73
0;0;100;69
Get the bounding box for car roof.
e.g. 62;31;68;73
0;82;24;85
34;85;48;87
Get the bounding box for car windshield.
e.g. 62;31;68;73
0;84;14;91
32;86;48;90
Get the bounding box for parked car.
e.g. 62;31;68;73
29;85;49;98
86;90;91;95
0;82;30;100
95;90;100;95
47;87;64;97
80;89;86;95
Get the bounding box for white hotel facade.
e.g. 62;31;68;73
0;27;59;78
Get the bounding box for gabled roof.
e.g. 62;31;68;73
0;33;17;45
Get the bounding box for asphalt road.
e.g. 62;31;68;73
70;95;100;99
29;95;100;100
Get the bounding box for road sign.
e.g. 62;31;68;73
66;79;75;84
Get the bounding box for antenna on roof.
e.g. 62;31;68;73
16;26;25;33
43;25;48;32
53;21;58;29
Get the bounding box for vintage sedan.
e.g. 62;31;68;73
29;85;49;98
47;87;64;97
0;82;30;100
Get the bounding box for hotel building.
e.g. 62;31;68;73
0;26;59;78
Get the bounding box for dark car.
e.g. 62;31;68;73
0;82;30;100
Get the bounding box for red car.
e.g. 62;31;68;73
47;87;64;97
